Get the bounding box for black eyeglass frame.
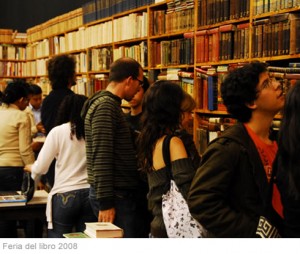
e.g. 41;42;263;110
135;77;144;87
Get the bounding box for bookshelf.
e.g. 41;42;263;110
1;0;300;153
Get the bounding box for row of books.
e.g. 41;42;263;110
195;12;300;64
252;13;300;58
0;61;26;77
25;13;147;60
89;47;113;72
113;12;148;42
82;0;154;24
26;8;83;43
0;45;27;60
113;41;148;68
155;68;194;96
27;21;113;60
268;64;300;95
65;64;298;100
150;37;194;67
195;23;249;64
194;63;300;113
195;117;236;155
253;0;300;16
70;74;109;98
151;1;194;36
196;117;283;156
0;51;86;77
197;0;250;27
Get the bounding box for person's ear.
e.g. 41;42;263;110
126;76;133;87
245;101;257;109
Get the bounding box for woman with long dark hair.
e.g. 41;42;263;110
25;94;96;238
137;81;196;238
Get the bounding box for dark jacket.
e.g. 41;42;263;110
276;156;300;237
41;88;74;134
188;123;282;237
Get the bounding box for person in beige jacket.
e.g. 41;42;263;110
0;80;35;238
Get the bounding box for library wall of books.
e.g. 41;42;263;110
1;0;300;154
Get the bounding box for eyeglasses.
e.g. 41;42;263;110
258;77;283;92
135;77;144;87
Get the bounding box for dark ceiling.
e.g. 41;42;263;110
0;0;91;32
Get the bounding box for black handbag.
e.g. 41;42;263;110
21;172;35;202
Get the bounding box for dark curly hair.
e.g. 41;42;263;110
55;94;88;140
221;61;268;122
47;54;76;90
2;80;30;105
137;80;184;172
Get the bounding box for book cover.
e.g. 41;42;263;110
63;232;90;238
0;192;27;207
84;222;123;238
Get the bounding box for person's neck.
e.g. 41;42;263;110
106;82;124;99
246;113;274;144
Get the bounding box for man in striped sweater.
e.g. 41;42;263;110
81;57;144;238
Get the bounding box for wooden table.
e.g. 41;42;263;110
0;190;48;221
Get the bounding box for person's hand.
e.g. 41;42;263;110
98;208;116;223
36;122;46;134
31;141;43;153
24;164;32;173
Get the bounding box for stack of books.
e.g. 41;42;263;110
84;222;123;238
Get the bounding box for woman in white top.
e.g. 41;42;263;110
0;81;35;238
25;94;96;238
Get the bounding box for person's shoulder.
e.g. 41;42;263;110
54;122;69;131
170;136;185;146
24;106;32;114
170;136;188;161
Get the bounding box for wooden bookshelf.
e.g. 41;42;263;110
1;0;300;152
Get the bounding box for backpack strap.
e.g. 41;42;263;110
162;134;174;179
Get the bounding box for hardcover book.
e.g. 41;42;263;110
84;222;124;238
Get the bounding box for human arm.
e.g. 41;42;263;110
169;136;196;200
176;130;201;169
29;127;59;180
26;108;38;137
187;140;258;237
90;102;116;211
19;113;35;165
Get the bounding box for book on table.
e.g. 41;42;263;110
63;232;90;238
84;222;124;238
0;191;27;207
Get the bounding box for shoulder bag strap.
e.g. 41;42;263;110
162;134;174;179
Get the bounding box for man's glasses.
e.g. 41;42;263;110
135;77;144;87
259;77;283;92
